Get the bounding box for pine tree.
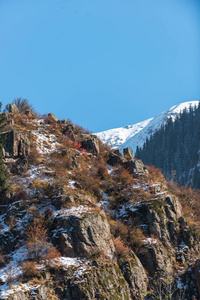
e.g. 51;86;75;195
135;101;200;188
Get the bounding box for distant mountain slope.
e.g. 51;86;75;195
96;101;199;154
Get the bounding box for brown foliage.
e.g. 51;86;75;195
22;261;41;278
146;165;165;183
129;228;145;250
11;189;28;202
109;220;129;242
114;238;131;259
26;220;48;261
26;220;61;263
13;98;35;114
106;167;141;208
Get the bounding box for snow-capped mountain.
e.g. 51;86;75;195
96;101;199;154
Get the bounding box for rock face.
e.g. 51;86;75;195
124;159;148;174
56;261;131;300
62;123;75;141
193;260;200;298
7;285;58;300
108;152;126;166
1;130;30;158
53;210;116;260
123;147;133;160
8;103;19;114
48;113;58;122
119;253;148;300
108;147;148;175
81;134;100;155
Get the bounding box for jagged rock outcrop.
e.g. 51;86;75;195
1;130;30;158
124;159;148;174
53;210;116;260
81;134;100;155
108;147;148;175
55;260;131;300
119;253;148;300
123;147;134;160
48;113;58;122
108;152;126;166
7;285;58;300
8;103;19;114
62;123;75;141
193;259;200;298
138;242;173;278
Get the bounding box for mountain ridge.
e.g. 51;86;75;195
96;101;199;154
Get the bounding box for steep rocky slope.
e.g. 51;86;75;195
0;103;200;299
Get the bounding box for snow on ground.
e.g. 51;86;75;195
0;247;28;298
32;129;60;156
0;282;41;299
0;251;90;299
67;180;75;189
53;205;93;218
11;164;54;195
96;101;199;154
52;257;89;275
0;213;10;235
143;237;158;245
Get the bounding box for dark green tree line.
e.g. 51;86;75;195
136;102;200;188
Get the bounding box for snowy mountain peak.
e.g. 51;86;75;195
96;101;199;154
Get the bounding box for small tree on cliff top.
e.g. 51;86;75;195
26;220;60;262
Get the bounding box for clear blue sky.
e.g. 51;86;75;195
0;0;200;132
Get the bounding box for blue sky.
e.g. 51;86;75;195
0;0;200;132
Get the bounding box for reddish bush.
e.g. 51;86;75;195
114;238;131;259
109;220;129;242
11;189;28;201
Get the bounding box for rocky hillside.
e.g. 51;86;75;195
96;101;199;154
0;102;200;299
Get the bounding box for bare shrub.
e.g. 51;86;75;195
129;228;145;250
22;261;41;278
6;98;35;114
114;238;131;259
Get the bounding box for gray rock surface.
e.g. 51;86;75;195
54;210;116;260
1;130;30;158
48;113;58;122
8;104;19;114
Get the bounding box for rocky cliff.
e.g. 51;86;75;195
0;106;200;299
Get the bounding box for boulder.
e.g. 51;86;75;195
53;209;116;260
81;136;100;155
108;152;126;166
8;103;19;114
123;147;134;160
62;124;75;141
114;149;123;157
124;159;148;174
108;150;148;175
60;119;68;125
48;113;58;122
25;109;33;116
7;285;57;300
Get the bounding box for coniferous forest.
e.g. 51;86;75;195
135;101;200;188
